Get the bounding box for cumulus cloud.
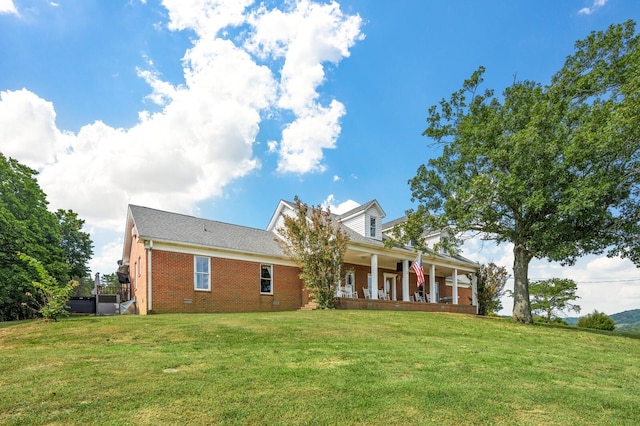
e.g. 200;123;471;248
0;0;18;15
0;0;363;236
578;0;608;15
322;194;359;214
461;238;640;316
246;0;364;173
0;89;66;168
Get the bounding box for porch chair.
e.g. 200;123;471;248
363;288;371;299
378;289;389;300
344;285;355;298
414;291;424;302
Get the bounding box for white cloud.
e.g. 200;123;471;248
0;1;363;239
90;237;125;274
161;0;252;37
578;0;608;15
322;194;359;214
461;238;640;316
0;89;66;168
246;0;364;173
277;100;345;173
0;0;18;15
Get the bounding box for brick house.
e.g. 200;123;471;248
120;200;480;314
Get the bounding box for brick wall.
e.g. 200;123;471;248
336;298;477;315
148;250;304;313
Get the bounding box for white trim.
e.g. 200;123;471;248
194;255;211;292
370;254;379;300
452;268;459;305
402;259;410;301
143;239;298;267
383;273;397;301
147;244;153;311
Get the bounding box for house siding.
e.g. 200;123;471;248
147;250;304;313
128;236;148;314
342;215;365;236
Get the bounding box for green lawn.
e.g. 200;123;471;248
1;311;639;425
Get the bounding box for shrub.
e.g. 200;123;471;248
20;253;77;321
576;311;615;331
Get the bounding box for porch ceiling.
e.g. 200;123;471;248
343;249;472;278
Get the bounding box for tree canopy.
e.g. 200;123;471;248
529;278;581;324
405;21;640;323
0;153;94;320
277;196;350;309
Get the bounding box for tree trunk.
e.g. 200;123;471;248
512;243;533;323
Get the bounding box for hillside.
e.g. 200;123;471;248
1;311;640;425
564;308;640;330
610;308;640;331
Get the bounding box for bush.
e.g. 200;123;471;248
20;253;77;321
576;311;615;331
533;316;569;326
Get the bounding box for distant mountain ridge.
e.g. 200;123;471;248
564;308;640;330
610;309;640;331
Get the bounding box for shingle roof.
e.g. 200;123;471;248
129;205;286;258
382;216;407;230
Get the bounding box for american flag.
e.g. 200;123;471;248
412;254;424;286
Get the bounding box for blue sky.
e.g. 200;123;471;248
1;0;639;315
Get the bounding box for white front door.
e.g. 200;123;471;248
383;273;397;301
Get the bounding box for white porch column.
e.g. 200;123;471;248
429;263;436;303
402;259;410;301
471;273;478;314
452;268;459;305
371;254;379;300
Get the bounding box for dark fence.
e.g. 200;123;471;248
67;297;96;314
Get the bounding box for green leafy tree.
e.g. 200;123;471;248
277;196;350;309
577;310;616;331
55;209;94;280
0;154;93;320
477;262;509;316
403;21;640;323
72;275;96;297
529;278;581;324
1;154;68;320
20;253;77;321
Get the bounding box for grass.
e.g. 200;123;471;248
1;311;639;425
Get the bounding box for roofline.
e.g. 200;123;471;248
135;235;296;266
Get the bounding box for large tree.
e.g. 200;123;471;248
529;278;581;324
0;154;93;320
55;209;94;280
405;21;640;323
277;196;350;309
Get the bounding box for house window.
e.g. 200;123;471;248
261;264;273;294
137;256;141;276
370;217;377;237
194;256;210;291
